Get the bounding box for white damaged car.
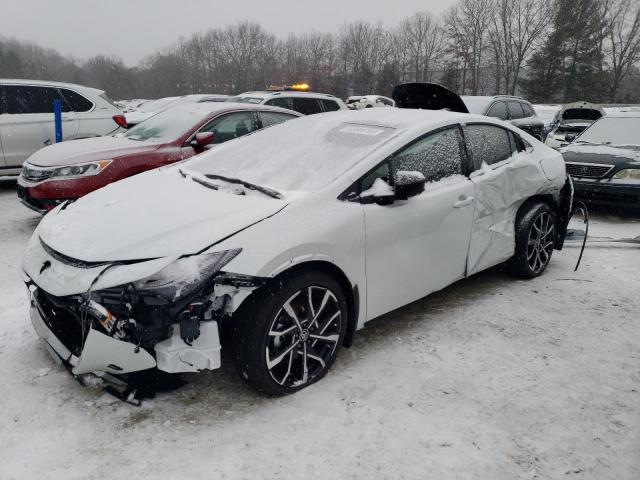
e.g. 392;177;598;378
23;106;573;398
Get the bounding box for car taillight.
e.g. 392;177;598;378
112;114;129;129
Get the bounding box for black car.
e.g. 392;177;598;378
390;84;544;140
560;113;640;209
461;95;544;140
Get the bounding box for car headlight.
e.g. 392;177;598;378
612;169;640;181
132;249;241;301
51;160;112;178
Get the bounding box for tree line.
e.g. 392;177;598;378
1;0;639;103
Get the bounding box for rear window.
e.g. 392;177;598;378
60;88;94;112
259;111;298;128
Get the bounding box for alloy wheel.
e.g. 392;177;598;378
526;211;555;274
266;286;342;388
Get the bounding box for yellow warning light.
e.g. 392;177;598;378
288;83;310;92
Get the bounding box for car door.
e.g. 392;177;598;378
181;110;260;159
464;123;530;274
0;84;78;167
361;125;476;320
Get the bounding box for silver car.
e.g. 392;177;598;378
0;79;124;175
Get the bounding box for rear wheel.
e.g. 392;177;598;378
507;203;556;278
232;270;347;396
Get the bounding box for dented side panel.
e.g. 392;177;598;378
467;150;564;275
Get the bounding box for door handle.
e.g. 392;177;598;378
453;196;474;208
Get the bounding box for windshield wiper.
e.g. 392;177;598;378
178;168;220;190
204;174;282;199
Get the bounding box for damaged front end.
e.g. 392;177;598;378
25;247;267;401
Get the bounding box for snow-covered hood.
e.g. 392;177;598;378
37;168;287;262
27;136;162;167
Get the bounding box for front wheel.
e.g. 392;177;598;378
232;270;347;396
507;203;556;278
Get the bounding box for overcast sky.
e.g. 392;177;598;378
0;0;456;65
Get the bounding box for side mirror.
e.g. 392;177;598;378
191;132;215;148
564;133;577;143
394;170;426;200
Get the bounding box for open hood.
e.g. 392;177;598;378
37;168;287;262
391;83;469;113
27;136;162;167
554;102;605;124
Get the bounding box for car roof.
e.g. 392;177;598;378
234;91;340;100
166;101;302;117
0;78;104;95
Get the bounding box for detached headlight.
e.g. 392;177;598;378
612;169;640;181
52;160;112;178
132;249;241;300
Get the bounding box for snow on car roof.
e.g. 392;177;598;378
183;108;472;196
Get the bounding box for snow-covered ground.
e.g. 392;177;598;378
0;177;638;480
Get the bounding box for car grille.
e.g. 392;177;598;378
565;162;614;179
22;164;54;183
34;290;89;357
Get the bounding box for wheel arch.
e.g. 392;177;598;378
264;260;360;348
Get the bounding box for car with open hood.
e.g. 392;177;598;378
17;102;300;213
560;112;640;209
23;107;571;399
545;101;605;149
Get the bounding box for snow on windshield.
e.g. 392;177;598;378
125;104;210;142
137;96;181;113
577;117;640;146
183;115;397;194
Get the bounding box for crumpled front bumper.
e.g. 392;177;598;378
29;296;157;375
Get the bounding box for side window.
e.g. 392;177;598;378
59;88;93;112
259;111;297;128
265;97;291;110
1;85;66;114
199;111;257;144
507;101;525;120
391;127;464;183
466;124;513;168
360;162;391;192
291;97;322;115
520;102;534;117
320;99;340;112
486;101;508;120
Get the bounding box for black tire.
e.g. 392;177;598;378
507;202;556;279
232;269;348;396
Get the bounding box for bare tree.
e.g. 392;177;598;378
489;0;550;95
606;0;640;101
398;12;445;82
445;0;494;95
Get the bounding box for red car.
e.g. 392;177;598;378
17;103;301;213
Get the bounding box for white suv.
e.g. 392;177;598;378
0;79;124;175
228;91;347;115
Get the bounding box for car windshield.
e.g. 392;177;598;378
227;96;264;104
461;96;491;114
576;117;640;146
183;115;397;195
124;104;210;142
